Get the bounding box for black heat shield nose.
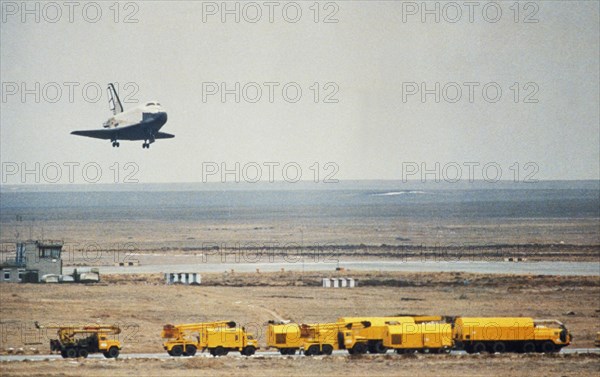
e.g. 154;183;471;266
142;112;168;124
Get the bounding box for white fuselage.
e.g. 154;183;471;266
103;102;166;129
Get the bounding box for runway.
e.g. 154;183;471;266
93;260;599;276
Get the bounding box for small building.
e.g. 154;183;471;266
165;272;201;285
1;241;63;283
322;277;357;288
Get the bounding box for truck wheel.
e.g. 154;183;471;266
78;348;89;358
352;343;368;355
322;345;333;355
541;341;556;353
214;346;226;357
170;345;183;357
65;348;78;358
492;342;506;353
374;341;387;354
107;346;120;358
184;345;197;356
61;350;68;358
473;342;487;354
305;345;319;356
522;342;535;353
289;349;297;355
242;346;256;356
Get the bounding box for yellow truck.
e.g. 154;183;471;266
382;319;453;354
205;326;258;356
453;317;571;353
267;321;305;355
162;320;258;356
300;321;371;356
338;316;446;354
35;322;121;358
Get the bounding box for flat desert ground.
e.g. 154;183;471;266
1;216;599;376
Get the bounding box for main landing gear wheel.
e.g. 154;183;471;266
142;137;154;148
112;141;120;147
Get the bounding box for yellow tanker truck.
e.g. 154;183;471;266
452;317;571;353
382;319;453;354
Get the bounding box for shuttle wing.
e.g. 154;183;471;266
71;124;147;140
71;128;116;140
155;132;175;139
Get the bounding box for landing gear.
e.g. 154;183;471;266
142;134;155;149
111;141;120;147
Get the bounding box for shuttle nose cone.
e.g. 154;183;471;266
156;111;168;123
143;111;168;124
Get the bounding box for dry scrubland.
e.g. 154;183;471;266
1;216;598;376
1;272;599;376
1;272;599;352
2;217;599;260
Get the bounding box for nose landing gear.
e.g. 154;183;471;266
112;141;120;147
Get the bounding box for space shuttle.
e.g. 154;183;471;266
71;83;174;148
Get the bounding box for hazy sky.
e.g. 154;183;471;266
1;1;598;184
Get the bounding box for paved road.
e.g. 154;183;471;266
94;260;600;276
2;348;598;362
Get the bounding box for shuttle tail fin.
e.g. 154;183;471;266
107;83;124;115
